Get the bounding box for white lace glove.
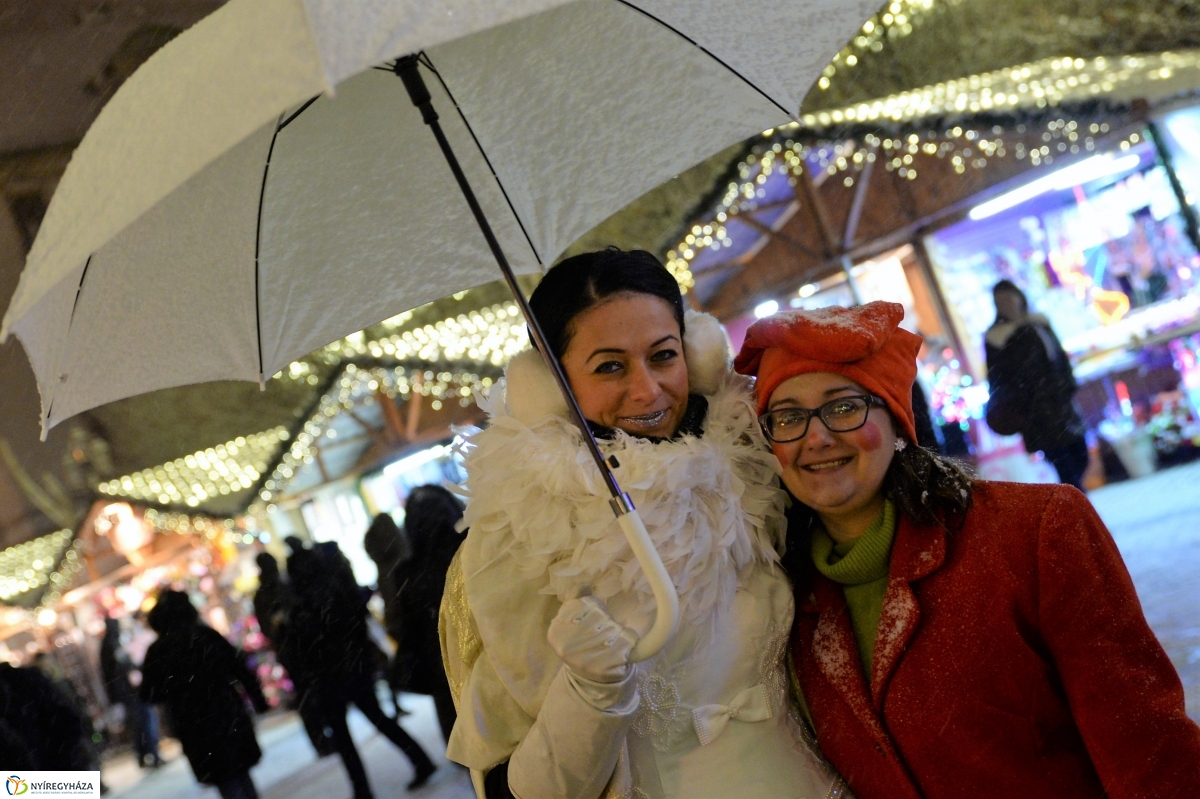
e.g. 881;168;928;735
547;591;639;684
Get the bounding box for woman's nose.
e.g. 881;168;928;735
803;417;837;447
627;363;663;403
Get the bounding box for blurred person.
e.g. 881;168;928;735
366;487;465;744
985;279;1089;488
289;538;436;798
0;661;97;772
140;590;267;799
100;617;162;768
253;551;335;758
735;300;1200;798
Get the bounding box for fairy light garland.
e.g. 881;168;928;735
806;51;1200;128
253;362;497;510
39;538;85;608
0;529;74;602
818;0;961;90
669;51;1152;281
273;302;527;385
98;428;290;508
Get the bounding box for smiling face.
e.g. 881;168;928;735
560;292;690;438
767;371;897;542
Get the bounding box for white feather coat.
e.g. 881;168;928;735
443;312;844;799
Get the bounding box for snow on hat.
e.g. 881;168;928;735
733;301;922;443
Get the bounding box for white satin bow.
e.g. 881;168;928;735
690;683;773;746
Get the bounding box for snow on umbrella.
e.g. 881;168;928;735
1;0;874;659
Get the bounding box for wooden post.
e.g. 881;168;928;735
405;372;424;440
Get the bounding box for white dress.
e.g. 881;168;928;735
440;313;848;799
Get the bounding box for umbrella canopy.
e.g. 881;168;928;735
1;0;874;432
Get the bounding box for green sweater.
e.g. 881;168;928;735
810;500;897;680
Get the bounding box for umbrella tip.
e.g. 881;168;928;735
258;374;266;391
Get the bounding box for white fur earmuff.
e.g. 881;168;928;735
502;310;732;426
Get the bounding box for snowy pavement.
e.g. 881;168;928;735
105;693;473;799
1088;459;1200;721
104;461;1200;798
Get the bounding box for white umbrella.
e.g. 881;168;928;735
2;0;875;659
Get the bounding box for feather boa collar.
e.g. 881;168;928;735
458;312;787;623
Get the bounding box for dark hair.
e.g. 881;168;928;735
884;444;974;528
147;590;199;633
404;485;464;556
363;512;410;565
529;247;685;359
992;279;1028;306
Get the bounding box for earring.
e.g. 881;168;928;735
894;439;908;452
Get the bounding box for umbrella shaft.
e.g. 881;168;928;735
394;55;624;503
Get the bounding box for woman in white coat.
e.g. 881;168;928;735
440;248;848;799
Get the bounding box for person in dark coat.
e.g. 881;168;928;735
0;662;96;772
140;590;267;799
101;617;162;768
985;279;1089;487
735;300;1200;799
365;486;465;744
253;552;334;757
290;539;436;798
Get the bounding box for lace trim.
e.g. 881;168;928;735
630;674;682;752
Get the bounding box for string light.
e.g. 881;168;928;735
273;302;527;384
805;51;1200;128
250;363;498;512
818;0;961;89
0;529;74;601
99;428;289;508
38;538;84;609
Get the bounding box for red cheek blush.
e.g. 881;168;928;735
856;421;884;451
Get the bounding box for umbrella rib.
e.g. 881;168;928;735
254;116;285;384
277;95;321;131
612;0;795;120
417;53;543;266
67;254;94;330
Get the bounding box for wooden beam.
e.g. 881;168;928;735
375;388;406;444
843;150;876;250
735;206;822;261
405;373;424;440
796;162;839;258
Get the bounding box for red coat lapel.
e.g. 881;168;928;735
809;577;890;743
870;516;946;710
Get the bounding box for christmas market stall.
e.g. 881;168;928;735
669;0;1200;485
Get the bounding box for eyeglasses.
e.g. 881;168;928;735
758;395;885;444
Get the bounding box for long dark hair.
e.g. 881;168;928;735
529;247;685;359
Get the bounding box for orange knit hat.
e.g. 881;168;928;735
733;301;922;443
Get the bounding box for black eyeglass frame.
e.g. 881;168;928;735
758;394;887;444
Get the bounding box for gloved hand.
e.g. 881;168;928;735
547;589;638;684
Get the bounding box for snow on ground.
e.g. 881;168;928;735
1089;459;1200;721
106;693;472;799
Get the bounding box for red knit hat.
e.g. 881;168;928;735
733;301;922;443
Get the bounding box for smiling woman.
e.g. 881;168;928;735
734;301;1200;799
439;249;849;799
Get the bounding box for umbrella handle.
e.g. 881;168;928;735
615;505;680;662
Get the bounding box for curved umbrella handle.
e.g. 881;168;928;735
615;506;680;662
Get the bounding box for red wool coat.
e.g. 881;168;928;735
792;481;1200;798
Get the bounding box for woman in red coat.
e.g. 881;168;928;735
733;301;1200;798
